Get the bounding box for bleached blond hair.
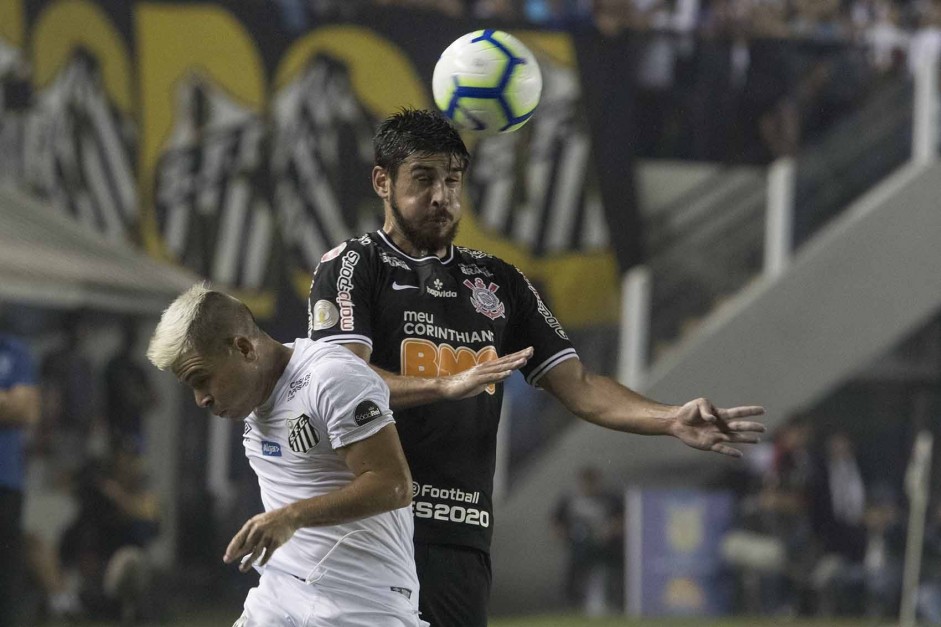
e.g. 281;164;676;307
147;282;258;371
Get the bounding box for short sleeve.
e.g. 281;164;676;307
310;355;394;450
503;266;578;386
308;239;376;350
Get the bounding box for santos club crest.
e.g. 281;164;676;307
463;278;505;320
288;414;319;453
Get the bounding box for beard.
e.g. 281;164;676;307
389;190;459;254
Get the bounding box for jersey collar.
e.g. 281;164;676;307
376;230;455;265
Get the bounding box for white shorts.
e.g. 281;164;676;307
233;568;429;627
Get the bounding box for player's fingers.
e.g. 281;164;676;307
718;406;765;420
240;546;266;573
479;370;513;383
727;432;761;444
259;542;279;566
224;524;252;562
696;398;718;422
726;420;767;433
491;353;529;368
711;442;743;458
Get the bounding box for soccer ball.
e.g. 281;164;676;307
432;29;542;134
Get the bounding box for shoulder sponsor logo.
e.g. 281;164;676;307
378;249;410;270
459;263;494;278
354;400;383;426
392;281;419;291
320;241;347;263
390;586;412;600
243;422;253;436
287;373;311;401
288;414;319;453
337;250;361;332
457;246;493;260
517;268;569;340
311;300;340;331
463;278;506;320
261;441;282;457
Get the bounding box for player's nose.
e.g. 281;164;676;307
195;390;213;409
429;179;446;206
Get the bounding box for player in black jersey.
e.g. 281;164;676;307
309;109;766;627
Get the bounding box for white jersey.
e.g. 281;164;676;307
242;338;418;600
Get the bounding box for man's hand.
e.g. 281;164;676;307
670;398;765;458
439;347;533;400
224;508;298;573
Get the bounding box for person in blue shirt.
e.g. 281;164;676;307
0;329;41;626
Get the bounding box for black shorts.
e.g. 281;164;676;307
415;543;491;627
0;487;24;626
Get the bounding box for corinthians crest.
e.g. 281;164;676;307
288;414;319;454
463;278;505;320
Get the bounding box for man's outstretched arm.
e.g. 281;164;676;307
539;358;765;458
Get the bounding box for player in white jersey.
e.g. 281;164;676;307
147;283;427;627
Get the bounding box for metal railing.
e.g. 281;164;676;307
619;57;939;389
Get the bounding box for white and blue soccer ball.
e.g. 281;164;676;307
432;29;542;134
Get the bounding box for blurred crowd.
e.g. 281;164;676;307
295;0;939;49
1;309;161;626
278;0;941;162
721;416;941;622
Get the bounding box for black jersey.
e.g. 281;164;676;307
308;230;577;552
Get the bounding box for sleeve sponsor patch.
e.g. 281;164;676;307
320;241;347;262
354;400;383;426
311;300;340;331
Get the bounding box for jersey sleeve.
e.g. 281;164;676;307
308;239;376;350
310;354;395;450
503;265;578;387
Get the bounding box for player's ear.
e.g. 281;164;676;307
372;166;391;199
233;336;255;361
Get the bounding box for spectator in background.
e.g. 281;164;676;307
38;311;100;480
0;319;41;626
552;466;624;617
860;0;909;75
860;485;905;618
689;0;753;160
524;0;593;27
59;443;160;624
104;318;157;453
629;0;681;157
755;415;817;615
473;0;521;19
908;0;941;75
809;430;869;615
917;499;941;624
374;0;467;16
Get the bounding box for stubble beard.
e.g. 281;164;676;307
389;190;459;255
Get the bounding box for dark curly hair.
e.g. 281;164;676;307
374;108;470;180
